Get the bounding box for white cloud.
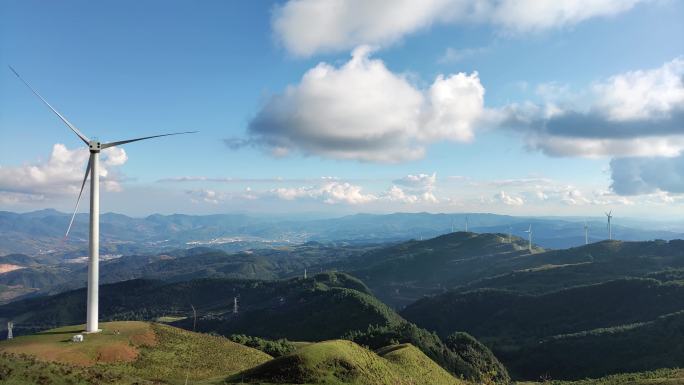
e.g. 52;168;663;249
499;58;684;158
187;189;224;204
273;0;646;56
394;173;437;190
272;181;377;205
495;190;525;206
0;144;128;203
595;57;684;121
490;0;644;33
240;47;484;162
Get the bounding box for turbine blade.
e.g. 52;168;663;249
9;66;90;144
101;131;198;149
65;157;91;240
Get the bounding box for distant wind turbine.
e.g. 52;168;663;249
605;210;613;240
10;66;196;333
584;221;589;245
524;224;532;252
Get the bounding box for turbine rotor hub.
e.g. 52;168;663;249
89;140;102;153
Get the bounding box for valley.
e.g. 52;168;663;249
1;219;683;383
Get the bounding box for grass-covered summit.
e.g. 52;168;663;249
0;321;271;384
226;339;465;385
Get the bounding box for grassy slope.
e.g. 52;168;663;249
516;369;684;385
0;324;470;385
0;321;271;384
225;339;465;385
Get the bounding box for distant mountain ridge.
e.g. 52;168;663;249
2;209;682;257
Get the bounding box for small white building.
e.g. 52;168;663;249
71;334;84;342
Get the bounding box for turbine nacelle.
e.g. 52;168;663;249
89;140;102;153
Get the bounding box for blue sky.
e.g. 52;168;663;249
1;0;683;218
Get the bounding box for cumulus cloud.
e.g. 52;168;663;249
187;189;225;204
264;173;442;205
393;173;436;189
237;47;484;162
494;190;525;206
610;155;684;195
271;181;377;205
595;58;684;121
391;172;439;203
273;0;646;56
0;144;128;203
499;58;684;158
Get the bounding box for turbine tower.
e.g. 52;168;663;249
605;210;613;240
524;224;532;252
465;216;469;232
584;221;589;245
11;67;196;333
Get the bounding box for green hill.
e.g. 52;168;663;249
0;323;489;385
0;272;375;336
462;240;684;294
0;321;271;384
402;278;684;380
0;273;509;384
226;339;465;385
343;232;539;307
341;236;684;307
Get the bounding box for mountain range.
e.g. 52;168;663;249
2;209;683;258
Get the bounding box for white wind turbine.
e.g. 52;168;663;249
524;224;532;252
605;210;613;240
11;67;196;333
584;221;589;245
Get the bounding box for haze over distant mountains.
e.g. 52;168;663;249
2;209;683;257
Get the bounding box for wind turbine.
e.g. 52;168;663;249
605;210;613;240
584;221;589;245
524;224;532;252
10;67;196;333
